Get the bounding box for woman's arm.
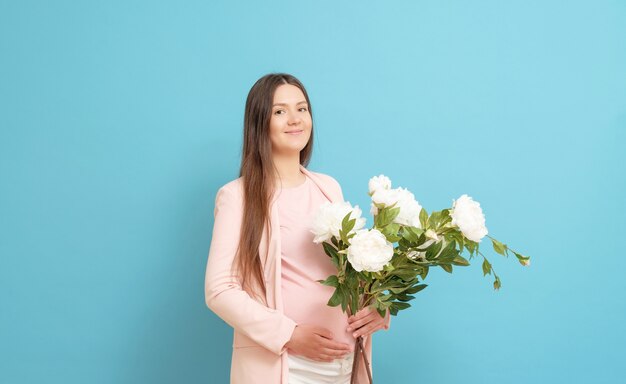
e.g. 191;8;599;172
205;185;296;355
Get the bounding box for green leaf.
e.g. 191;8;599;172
420;266;429;280
350;289;358;315
339;212;354;244
343;217;356;235
513;251;531;266
451;255;470;266
388;286;407;294
322;242;338;258
341;212;351;231
327;288;343;307
465;241;477;256
402;227;419;243
319;275;339;288
406;284;428;294
322;242;341;269
437;241;458;262
392;268;417;281
482;259;492;276
491;238;508;256
440;264;453;273
425;241;443;259
395;293;415;302
429;210;441;228
419;208;429;228
440;209;451;225
376;206;401;228
381;223;400;240
382;223;402;242
392;301;411;311
339;285;350;312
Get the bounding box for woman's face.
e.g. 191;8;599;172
268;84;312;157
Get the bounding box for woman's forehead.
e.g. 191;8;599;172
273;84;306;104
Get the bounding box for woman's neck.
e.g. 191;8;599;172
272;152;305;188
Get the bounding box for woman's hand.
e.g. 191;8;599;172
347;306;387;338
285;324;352;362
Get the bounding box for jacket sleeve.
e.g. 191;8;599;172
204;185;297;355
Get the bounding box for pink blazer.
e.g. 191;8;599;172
205;165;385;383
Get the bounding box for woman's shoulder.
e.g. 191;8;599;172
215;177;244;202
306;170;341;187
303;168;343;199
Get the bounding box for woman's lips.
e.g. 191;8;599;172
285;130;304;135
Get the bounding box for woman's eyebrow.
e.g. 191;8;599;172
272;101;308;107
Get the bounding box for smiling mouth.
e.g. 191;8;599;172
285;130;304;134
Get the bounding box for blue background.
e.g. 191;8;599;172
1;0;625;383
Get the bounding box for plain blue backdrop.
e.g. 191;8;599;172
1;0;625;383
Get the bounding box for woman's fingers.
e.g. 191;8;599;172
353;320;384;338
308;337;351;362
347;307;371;323
313;326;334;340
347;310;386;338
347;311;378;332
316;334;351;352
321;347;351;358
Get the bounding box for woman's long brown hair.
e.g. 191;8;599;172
236;73;314;298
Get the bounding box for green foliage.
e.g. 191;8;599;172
319;275;339;288
491;238;508;256
513;251;531;265
451;255;470;266
436;241;459;263
316;192;530;320
425;241;443;259
427;209;452;230
482;258;492;276
339;212;356;244
419;207;428;228
465;241;478;256
327;287;343;307
380;222;402;242
322;242;341;269
375;206;401;228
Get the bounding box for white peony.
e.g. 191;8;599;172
370;202;379;216
368;175;392;196
371;187;402;208
347;229;394;272
450;194;488;242
393;188;423;228
310;201;366;244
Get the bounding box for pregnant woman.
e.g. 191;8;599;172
204;73;389;383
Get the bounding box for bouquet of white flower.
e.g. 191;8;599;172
310;175;530;384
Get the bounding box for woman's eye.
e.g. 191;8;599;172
299;107;308;112
274;109;285;115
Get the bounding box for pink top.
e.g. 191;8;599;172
277;173;353;347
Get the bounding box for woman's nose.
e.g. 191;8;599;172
287;111;301;125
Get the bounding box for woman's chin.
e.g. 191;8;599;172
273;142;310;156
